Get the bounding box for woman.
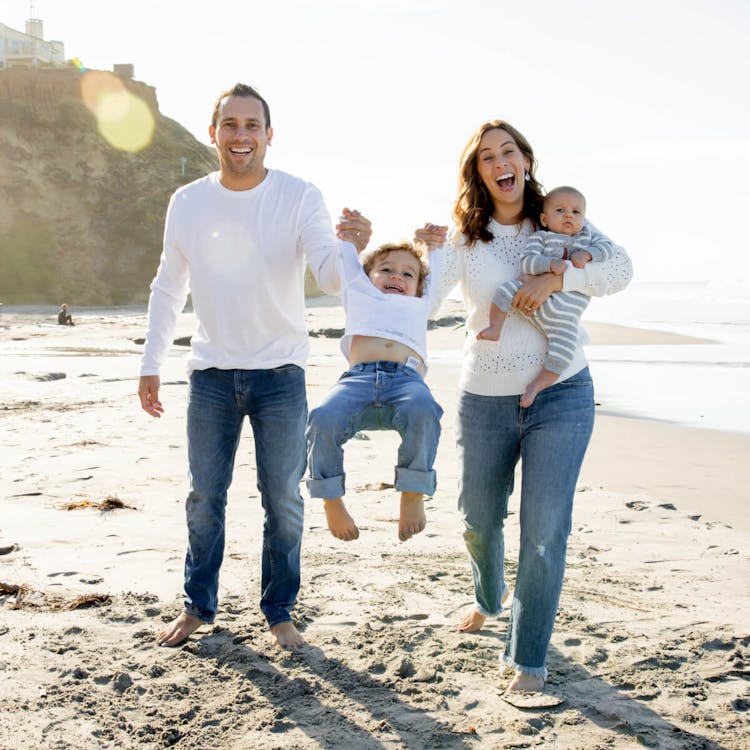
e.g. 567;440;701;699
417;121;632;693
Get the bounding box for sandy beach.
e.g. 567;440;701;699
1;299;748;750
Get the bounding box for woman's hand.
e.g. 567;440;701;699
336;208;372;253
512;273;563;315
414;222;448;251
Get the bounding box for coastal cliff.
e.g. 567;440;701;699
0;67;218;304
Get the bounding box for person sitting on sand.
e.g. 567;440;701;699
476;185;615;407
57;303;75;326
306;239;443;543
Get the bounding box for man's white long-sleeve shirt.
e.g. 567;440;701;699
140;169;341;376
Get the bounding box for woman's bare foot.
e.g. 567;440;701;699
457;608;487;632
399;492;426;541
270;621;305;649
506;670;545;693
457;589;510;632
520;368;559;408
323;498;359;541
156;612;204;647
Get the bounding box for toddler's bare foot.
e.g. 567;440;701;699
270;620;305;649
457;608;486;632
507;670;545;693
476;324;501;341
520;368;559;408
399;492;426;541
156;612;204;647
323;498;359;541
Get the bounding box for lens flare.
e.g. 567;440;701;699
97;91;155;152
79;70;155;152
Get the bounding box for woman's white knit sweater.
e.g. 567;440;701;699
431;219;633;396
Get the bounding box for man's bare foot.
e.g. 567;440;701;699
506;670;545;693
323;498;359;541
457;589;510;632
270;620;305;649
399;492;426;541
457;608;486;632
519;368;559;408
476;324;501;341
156;612;204;647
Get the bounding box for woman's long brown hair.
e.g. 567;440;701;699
453;120;545;246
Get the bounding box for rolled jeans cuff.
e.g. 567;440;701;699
184;601;214;625
475;582;509;618
394;467;436;495
266;613;293;628
502;655;549;681
306;474;345;500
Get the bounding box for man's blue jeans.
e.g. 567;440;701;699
457;367;595;677
183;365;306;628
306;361;443;499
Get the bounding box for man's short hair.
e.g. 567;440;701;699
211;83;271;129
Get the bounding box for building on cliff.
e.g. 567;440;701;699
0;16;64;68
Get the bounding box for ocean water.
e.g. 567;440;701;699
3;281;749;434
581;281;750;434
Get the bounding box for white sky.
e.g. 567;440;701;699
3;0;749;282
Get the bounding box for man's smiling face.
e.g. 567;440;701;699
209;95;272;190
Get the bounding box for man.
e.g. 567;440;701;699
138;83;370;649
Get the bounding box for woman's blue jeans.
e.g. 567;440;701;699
184;366;307;628
306;361;443;499
457;367;595;677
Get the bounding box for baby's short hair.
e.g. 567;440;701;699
361;241;431;296
543;185;587;211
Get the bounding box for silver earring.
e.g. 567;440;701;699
525;171;531;182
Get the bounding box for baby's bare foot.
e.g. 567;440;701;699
520;382;542;408
520;368;559;408
476;325;501;341
323;498;359;541
399;492;426;541
156;612;204;647
270;620;305;649
507;670;545;693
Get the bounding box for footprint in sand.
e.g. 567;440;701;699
501;690;564;709
625;500;649;511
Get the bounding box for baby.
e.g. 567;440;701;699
478;185;615;406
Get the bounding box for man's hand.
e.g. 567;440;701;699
336;208;372;253
138;375;164;418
